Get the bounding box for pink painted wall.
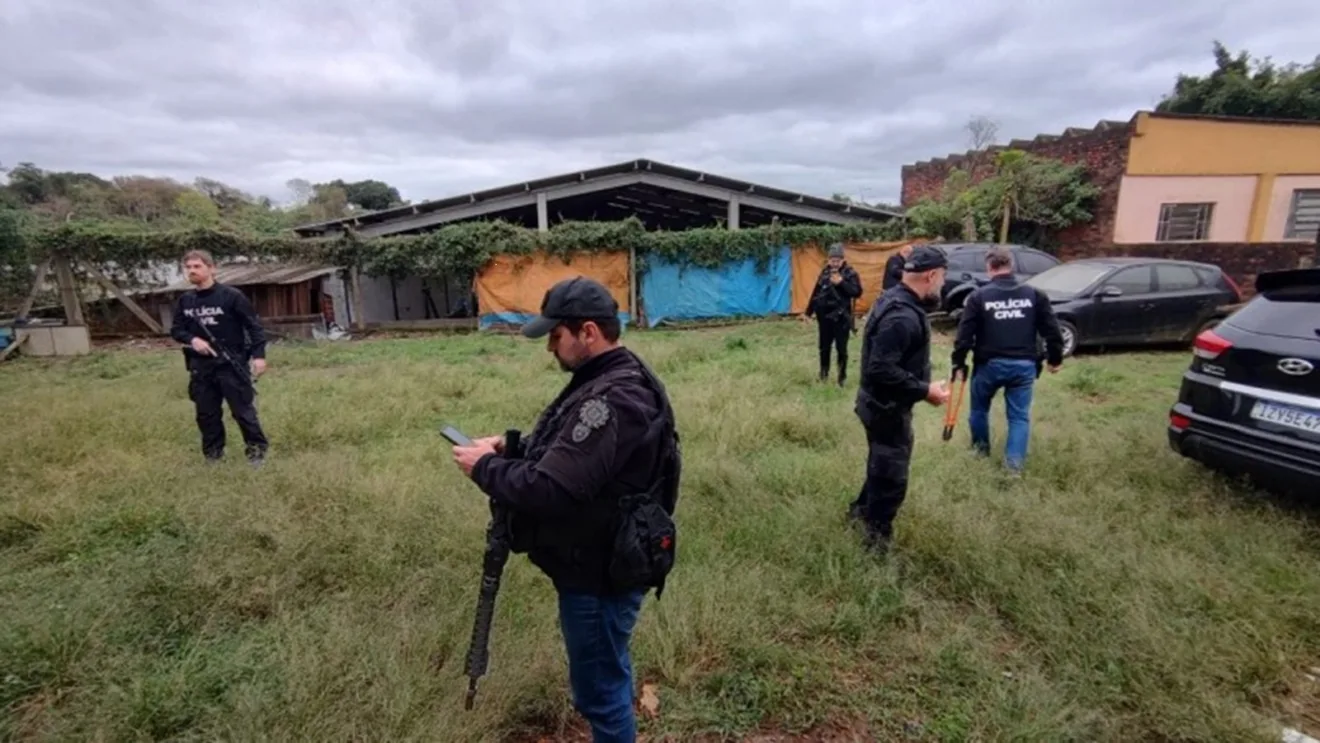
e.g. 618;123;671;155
1113;175;1257;243
1265;175;1320;241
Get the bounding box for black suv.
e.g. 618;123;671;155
1026;257;1243;357
1167;267;1320;496
939;243;1061;315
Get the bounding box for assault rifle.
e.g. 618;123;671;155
188;316;257;390
460;427;522;710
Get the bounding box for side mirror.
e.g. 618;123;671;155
1098;286;1123;299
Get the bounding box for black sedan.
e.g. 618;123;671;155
1023;257;1243;357
1167;267;1320;496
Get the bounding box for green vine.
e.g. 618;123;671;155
14;216;906;284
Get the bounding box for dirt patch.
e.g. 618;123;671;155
1267;666;1320;739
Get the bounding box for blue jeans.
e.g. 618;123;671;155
968;358;1037;471
557;589;646;743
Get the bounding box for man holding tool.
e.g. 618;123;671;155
804;242;863;386
849;245;951;554
451;276;681;743
950;246;1064;475
169;249;270;466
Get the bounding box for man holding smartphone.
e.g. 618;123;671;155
451;277;681;743
804;243;863;386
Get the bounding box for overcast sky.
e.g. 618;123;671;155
1;1;1315;209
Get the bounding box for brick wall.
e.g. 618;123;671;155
900;120;1134;255
1066;241;1316;297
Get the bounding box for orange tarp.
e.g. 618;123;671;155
475;250;632;321
791;241;917;315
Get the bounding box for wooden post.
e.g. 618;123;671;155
629;246;640;328
350;265;366;331
84;264;165;334
17;257;52;320
52;254;84;326
0;333;29;363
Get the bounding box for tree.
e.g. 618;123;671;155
174;190;222;227
194;178;254;215
903;150;1101;248
333;179;404;211
109;176;190;223
1156;41;1320;120
963;115;1000;182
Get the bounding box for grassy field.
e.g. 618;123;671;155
4;320;1320;742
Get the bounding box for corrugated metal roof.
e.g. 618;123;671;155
152;262;341;293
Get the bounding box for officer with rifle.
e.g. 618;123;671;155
950;246;1064;475
451;276;681;743
848;245;950;554
804;242;863;386
168;249;270;466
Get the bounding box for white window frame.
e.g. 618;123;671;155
1156;202;1214;242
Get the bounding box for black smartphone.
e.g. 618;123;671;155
439;424;474;447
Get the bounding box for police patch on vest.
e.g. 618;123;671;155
984;297;1033;320
572;397;611;443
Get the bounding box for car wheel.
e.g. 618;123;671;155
1058;320;1078;358
946;291;972;317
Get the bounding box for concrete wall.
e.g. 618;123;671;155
1127;112;1320;242
1113;175;1258;243
323;272;473;327
1127;113;1320;178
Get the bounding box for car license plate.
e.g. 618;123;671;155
1250;400;1320;434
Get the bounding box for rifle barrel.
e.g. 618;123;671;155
459;428;522;710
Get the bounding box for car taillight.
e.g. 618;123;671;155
1193;329;1232;360
1169;412;1191;430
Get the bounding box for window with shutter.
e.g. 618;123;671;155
1156;203;1214;241
1284;190;1320;240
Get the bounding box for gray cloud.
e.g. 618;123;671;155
2;0;1316;208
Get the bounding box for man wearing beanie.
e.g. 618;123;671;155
804;242;863;386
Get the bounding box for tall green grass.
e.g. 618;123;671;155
3;322;1319;742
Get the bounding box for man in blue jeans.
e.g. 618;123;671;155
453;277;681;742
950;247;1065;473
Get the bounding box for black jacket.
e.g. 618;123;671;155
806;263;863;323
471;346;675;595
882;253;905;291
951;275;1064;371
169;283;267;368
856;284;932;424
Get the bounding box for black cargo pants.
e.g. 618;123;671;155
817;314;852;381
188;360;267;459
848;408;914;538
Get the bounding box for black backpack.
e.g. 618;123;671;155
607;360;682;599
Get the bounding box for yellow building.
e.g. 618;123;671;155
1114;111;1320;244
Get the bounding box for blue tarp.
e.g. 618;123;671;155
479;311;633;331
640;245;792;327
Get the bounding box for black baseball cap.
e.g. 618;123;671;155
903;245;949;273
521;276;620;339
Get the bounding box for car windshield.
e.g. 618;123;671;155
1026;263;1113;298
